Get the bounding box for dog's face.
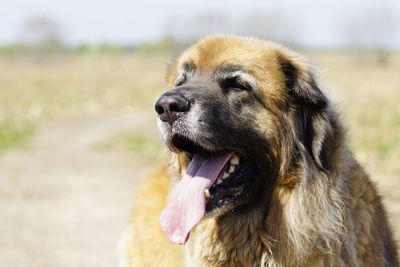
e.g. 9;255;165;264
156;36;329;217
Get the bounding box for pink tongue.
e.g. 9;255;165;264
160;153;232;245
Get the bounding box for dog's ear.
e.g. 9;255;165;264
279;54;331;171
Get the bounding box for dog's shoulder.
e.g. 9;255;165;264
118;164;184;267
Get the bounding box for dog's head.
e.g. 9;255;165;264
156;36;333;244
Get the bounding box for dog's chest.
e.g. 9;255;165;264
184;222;266;267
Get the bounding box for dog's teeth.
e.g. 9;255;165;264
216;178;223;184
230;155;240;165
229;165;235;173
222;172;229;179
204;189;211;198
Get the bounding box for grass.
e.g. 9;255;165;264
93;130;163;157
0;119;36;152
0;53;169;120
119;133;162;155
0;53;170;151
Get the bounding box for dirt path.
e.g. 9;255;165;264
0;113;157;267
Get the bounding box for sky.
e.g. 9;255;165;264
1;0;400;49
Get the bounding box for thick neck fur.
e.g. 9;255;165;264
184;163;349;267
182;118;353;267
185;204;268;267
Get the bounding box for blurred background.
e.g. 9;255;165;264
0;0;399;266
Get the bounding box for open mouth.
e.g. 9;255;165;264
205;153;252;212
160;134;253;245
171;134;251;212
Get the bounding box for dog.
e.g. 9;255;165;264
118;35;399;266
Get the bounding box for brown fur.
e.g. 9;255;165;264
119;35;399;266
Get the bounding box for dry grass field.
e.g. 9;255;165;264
0;50;399;266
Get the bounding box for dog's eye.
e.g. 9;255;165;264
175;74;187;87
221;77;251;92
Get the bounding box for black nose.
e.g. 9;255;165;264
155;92;190;125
